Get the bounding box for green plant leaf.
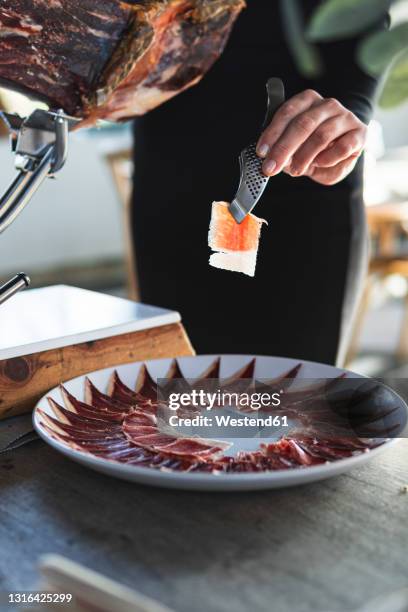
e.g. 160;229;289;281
358;22;408;75
379;49;408;107
307;0;391;42
280;0;322;78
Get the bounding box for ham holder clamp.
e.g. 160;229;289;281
0;109;79;305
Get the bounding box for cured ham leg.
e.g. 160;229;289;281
208;201;267;277
0;0;244;124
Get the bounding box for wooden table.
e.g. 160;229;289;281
1;436;407;612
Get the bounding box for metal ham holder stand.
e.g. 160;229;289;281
0;109;79;306
0;108;194;426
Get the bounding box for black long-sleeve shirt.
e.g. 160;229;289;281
131;1;388;364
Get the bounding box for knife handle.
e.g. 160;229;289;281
262;78;285;132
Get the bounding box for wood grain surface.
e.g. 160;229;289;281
0;439;407;612
0;323;194;420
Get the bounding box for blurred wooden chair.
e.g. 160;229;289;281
347;201;408;364
104;149;139;301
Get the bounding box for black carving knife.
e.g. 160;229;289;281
229;78;285;224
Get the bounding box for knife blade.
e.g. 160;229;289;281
229;78;285;224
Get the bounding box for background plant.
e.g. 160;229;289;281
281;0;408;109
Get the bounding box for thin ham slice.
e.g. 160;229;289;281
123;411;231;459
208;201;267;277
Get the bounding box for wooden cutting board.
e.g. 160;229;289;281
0;285;194;419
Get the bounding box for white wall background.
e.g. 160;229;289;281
0;128;130;277
375;101;408;150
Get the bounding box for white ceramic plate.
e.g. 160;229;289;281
33;355;404;491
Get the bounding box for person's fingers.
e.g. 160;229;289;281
288;113;361;176
306;156;359;186
256;89;322;160
312;128;366;168
261;97;346;177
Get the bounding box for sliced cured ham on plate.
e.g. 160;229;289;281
33;355;406;491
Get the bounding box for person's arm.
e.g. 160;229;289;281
257;13;390;186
